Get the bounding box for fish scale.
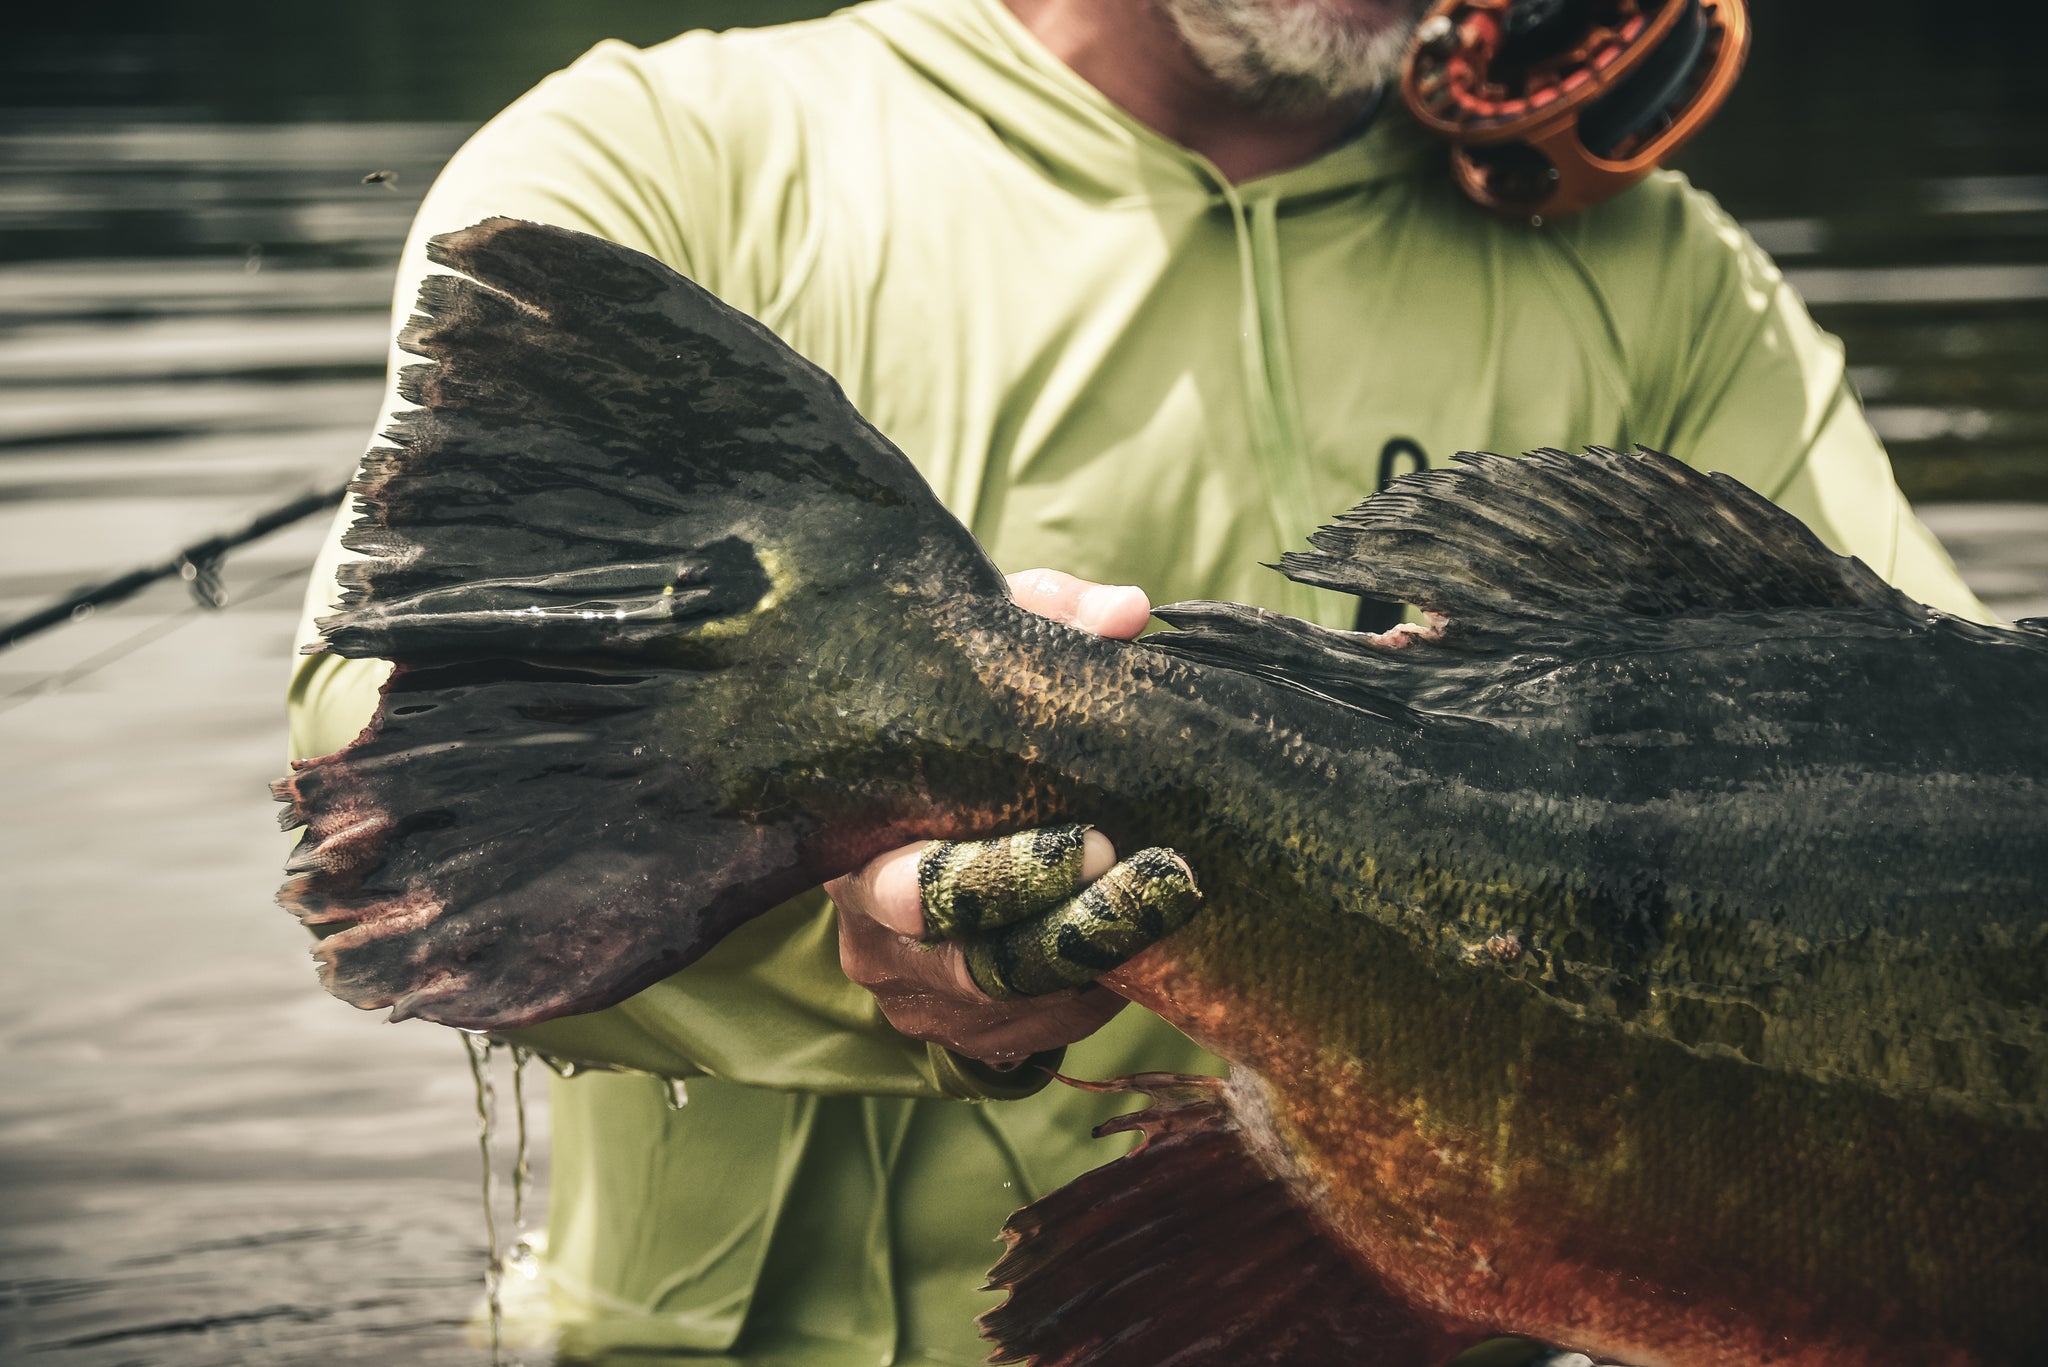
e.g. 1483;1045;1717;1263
275;219;2048;1365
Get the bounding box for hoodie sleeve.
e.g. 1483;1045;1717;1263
284;32;1051;1102
1568;172;1989;622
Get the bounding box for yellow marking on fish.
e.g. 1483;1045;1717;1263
691;542;788;636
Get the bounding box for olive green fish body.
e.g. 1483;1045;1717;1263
277;221;2048;1366
746;578;2048;1359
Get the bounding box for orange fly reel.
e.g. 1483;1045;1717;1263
1402;0;1750;218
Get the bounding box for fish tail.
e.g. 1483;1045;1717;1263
275;218;1006;1032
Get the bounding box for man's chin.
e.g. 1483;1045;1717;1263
1163;0;1429;115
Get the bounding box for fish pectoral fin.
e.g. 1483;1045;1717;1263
979;1072;1468;1367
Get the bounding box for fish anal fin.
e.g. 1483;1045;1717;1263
980;1073;1467;1367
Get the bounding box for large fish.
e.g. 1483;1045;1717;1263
275;220;2048;1366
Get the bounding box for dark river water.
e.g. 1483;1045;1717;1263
2;1;2045;1363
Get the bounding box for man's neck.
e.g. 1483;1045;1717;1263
1001;0;1377;183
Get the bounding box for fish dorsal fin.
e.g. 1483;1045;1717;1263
1149;448;1927;726
1283;447;1914;622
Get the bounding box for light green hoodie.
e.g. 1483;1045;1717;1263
287;0;1985;1361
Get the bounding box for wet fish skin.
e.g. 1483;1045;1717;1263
274;220;2048;1366
895;561;2048;1364
638;534;2048;1361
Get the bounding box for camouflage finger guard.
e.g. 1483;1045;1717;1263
918;824;1094;940
962;847;1203;1000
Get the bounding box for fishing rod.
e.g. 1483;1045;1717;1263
0;480;349;652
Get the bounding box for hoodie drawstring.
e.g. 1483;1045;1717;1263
1219;183;1330;624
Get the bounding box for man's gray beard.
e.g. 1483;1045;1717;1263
1161;0;1429;114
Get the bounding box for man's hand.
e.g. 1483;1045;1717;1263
830;570;1153;1066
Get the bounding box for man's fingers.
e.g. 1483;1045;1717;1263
836;892;1134;1061
836;897;980;998
828;563;1157;1061
963;847;1203;999
829;843;929;938
918;825;1117;938
1006;569;1151;639
934;984;1129;1065
834;827;1118;942
830;822;1175;1063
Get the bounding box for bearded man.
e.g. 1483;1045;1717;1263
289;0;1984;1362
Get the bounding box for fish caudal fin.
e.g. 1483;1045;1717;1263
275;219;1003;1031
981;1074;1467;1367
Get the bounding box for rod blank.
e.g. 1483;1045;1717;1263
0;481;350;651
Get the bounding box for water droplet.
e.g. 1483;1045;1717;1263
666;1078;689;1110
506;1236;541;1282
510;1046;533;1231
461;1033;506;1366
